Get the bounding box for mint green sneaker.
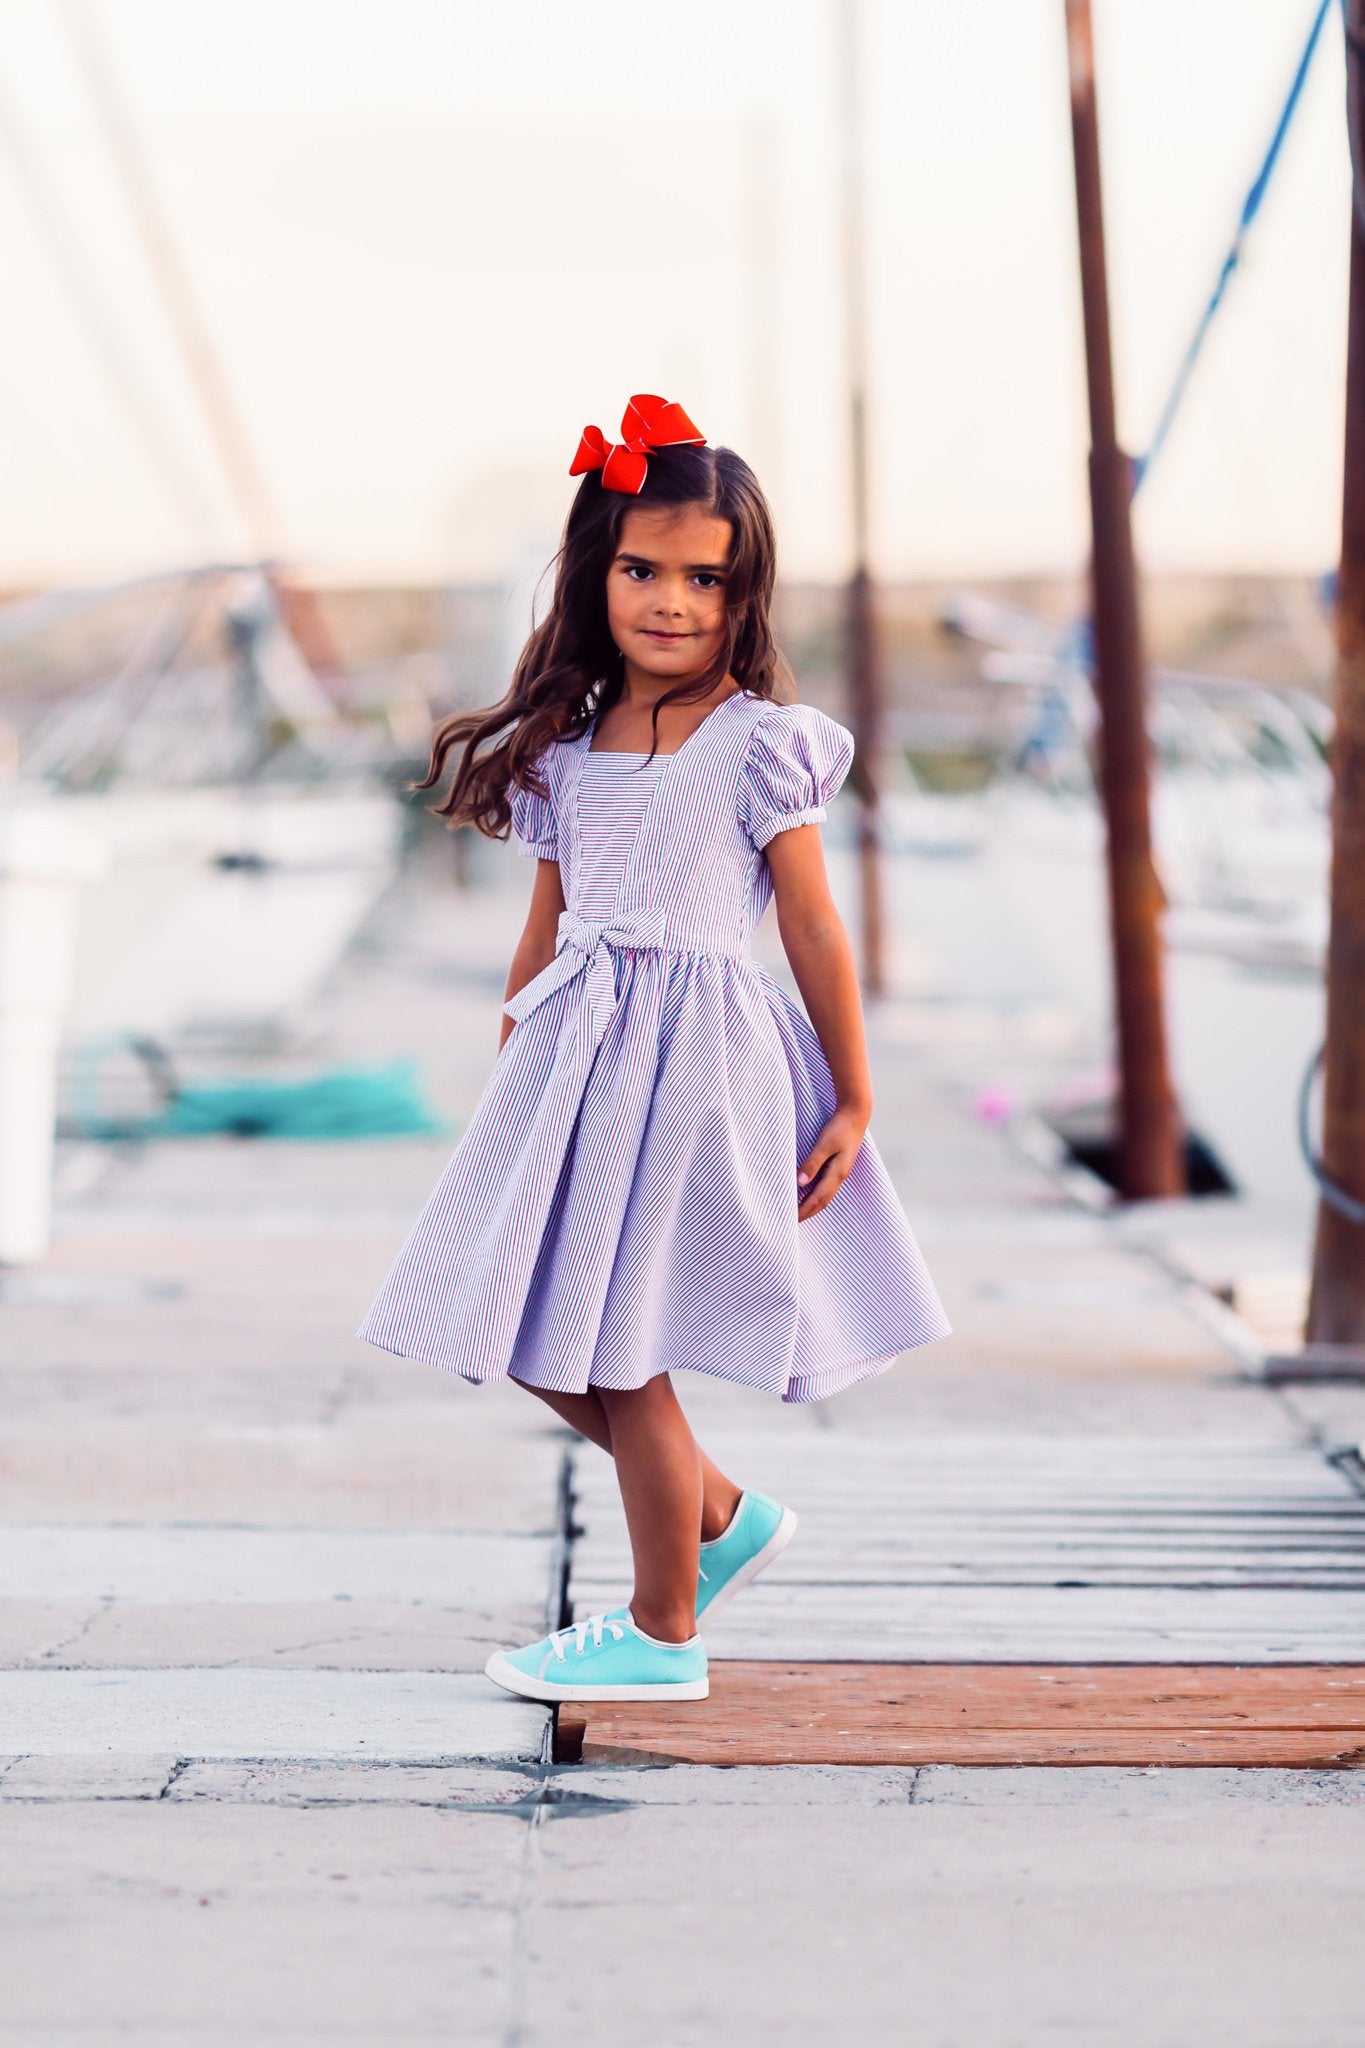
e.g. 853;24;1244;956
484;1611;709;1703
696;1489;797;1623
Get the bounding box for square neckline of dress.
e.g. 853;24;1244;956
583;686;748;762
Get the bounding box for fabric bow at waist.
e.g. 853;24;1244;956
503;908;671;1047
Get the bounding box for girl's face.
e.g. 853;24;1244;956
606;501;733;686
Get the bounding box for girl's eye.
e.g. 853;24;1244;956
624;565;653;582
693;573;722;589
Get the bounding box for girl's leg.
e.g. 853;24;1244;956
516;1380;742;1540
597;1377;705;1643
597;1376;699;1646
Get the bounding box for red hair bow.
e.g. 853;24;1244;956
569;393;706;495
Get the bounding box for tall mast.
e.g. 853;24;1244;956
61;0;283;558
1063;0;1184;1198
1307;0;1365;1341
835;0;887;997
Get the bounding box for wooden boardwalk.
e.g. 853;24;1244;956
565;1431;1365;1759
570;1433;1365;1664
557;1663;1365;1767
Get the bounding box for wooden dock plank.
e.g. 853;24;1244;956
556;1663;1365;1768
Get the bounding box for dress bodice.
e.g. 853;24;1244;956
510;691;854;958
503;692;855;1051
574;751;667;920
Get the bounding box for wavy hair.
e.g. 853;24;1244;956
415;442;784;834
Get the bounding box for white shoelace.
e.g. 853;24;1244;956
548;1613;626;1661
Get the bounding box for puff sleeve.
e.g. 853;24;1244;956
508;754;559;860
738;704;855;851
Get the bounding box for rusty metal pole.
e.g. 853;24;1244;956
836;0;886;997
1064;0;1184;1199
1307;0;1365;1342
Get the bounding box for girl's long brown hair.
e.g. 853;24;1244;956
416;441;785;834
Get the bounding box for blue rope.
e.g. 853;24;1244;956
1132;0;1335;493
1298;1045;1365;1226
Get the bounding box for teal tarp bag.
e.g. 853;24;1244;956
72;1038;450;1142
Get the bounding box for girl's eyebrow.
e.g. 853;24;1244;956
614;551;729;572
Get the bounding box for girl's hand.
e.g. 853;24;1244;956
797;1104;869;1220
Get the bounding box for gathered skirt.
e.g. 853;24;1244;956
358;942;951;1403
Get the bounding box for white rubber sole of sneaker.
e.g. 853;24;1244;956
697;1504;798;1626
483;1651;710;1704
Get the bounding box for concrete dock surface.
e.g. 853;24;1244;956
2;854;1363;2045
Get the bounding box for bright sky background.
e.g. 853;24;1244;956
0;0;1351;586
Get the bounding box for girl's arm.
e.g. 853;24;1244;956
764;824;873;1220
498;858;566;1050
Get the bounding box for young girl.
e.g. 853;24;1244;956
359;393;950;1703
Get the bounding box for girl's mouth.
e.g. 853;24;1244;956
643;630;690;644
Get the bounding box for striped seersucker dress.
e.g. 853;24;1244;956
358;688;951;1402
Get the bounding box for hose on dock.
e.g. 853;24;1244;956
1297;1044;1365;1225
